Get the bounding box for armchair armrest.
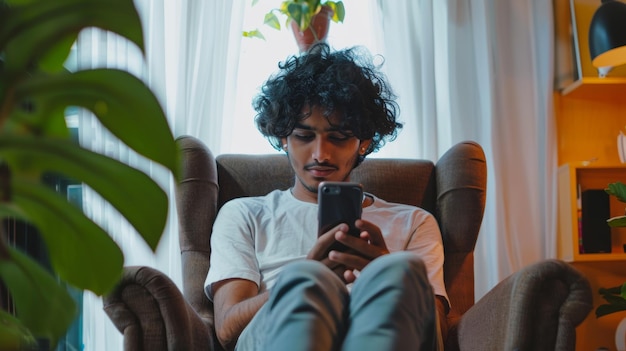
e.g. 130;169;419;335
103;266;215;351
455;259;592;351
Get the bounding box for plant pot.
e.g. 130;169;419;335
290;5;334;53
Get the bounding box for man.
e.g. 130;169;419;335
204;43;448;351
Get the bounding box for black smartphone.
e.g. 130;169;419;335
318;182;363;251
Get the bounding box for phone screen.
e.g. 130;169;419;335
317;182;363;247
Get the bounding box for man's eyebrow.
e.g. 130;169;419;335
293;123;313;130
293;123;342;132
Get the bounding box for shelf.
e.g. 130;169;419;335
569;252;626;262
561;77;626;100
557;163;626;263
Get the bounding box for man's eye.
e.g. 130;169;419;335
329;134;350;141
294;134;314;140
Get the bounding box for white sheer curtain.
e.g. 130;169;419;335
170;2;245;154
78;0;558;349
376;0;557;298
77;2;180;348
77;1;240;349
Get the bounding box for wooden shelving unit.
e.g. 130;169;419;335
553;1;626;349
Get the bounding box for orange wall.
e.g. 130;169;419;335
555;90;626;166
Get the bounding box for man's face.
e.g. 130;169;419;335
283;106;371;203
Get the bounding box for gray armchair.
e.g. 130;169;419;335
103;135;592;350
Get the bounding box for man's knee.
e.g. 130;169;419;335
355;251;433;300
273;260;347;298
369;251;428;279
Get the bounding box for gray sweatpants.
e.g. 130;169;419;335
235;251;439;351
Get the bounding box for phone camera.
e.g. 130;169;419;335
321;185;341;195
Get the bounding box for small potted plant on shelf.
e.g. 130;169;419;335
597;181;626;318
243;0;346;52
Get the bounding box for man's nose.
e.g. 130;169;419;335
312;138;331;163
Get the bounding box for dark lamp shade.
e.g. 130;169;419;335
589;0;626;68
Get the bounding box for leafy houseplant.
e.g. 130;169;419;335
0;0;179;349
243;0;345;50
596;181;626;318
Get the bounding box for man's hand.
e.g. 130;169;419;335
306;223;349;272
329;219;389;282
307;220;390;284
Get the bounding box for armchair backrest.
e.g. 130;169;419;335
174;135;487;344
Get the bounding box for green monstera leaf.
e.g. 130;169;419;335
11;69;179;170
0;247;77;348
0;0;180;348
606;181;626;204
606;182;626;228
597;283;626;318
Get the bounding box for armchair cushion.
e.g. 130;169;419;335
103;266;214;351
456;259;592;351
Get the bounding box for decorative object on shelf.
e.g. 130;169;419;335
581;189;612;253
618;129;626;163
243;0;345;52
589;0;626;77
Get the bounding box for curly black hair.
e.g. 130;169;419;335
253;43;402;161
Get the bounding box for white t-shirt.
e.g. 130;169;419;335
204;189;448;303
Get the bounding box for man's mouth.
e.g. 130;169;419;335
306;165;337;178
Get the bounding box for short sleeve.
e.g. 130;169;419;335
204;199;261;301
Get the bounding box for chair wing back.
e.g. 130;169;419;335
175;136;218;325
216;154;294;207
350;159;436;211
174;135;486;338
435;141;487;328
216;155;437;211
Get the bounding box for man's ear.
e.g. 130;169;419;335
281;138;288;152
359;139;373;155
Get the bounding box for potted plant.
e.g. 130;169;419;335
596;181;626;318
0;0;179;349
243;0;346;52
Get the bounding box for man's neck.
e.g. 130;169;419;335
290;186;318;204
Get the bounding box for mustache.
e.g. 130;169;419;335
304;161;337;170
